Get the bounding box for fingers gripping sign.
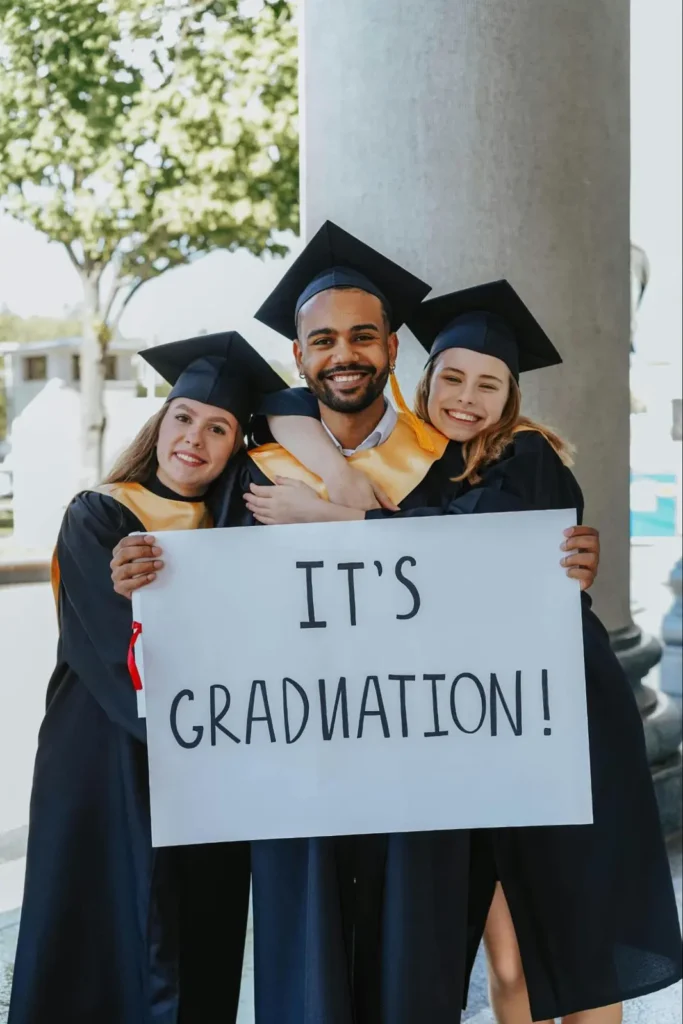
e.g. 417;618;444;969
561;526;600;592
111;533;165;599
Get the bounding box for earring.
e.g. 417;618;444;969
389;364;396;374
299;372;306;379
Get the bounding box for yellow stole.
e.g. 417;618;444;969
249;412;449;506
50;482;211;607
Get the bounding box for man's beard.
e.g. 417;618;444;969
304;363;390;413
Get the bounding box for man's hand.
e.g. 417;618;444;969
244;477;365;524
325;463;399;512
111;535;164;600
244;477;334;525
561;525;600;591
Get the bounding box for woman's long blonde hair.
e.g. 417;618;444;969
414;361;574;485
103;401;244;486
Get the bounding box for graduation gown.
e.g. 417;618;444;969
9;478;250;1024
367;429;683;1020
209;422;472;1024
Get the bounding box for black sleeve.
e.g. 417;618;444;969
206;448;264;528
366;432;584;521
56;491;147;741
366;503;449;521
250;387;320;446
443;432;584;517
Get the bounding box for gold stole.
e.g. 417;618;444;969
249;412;448;506
50;482;211;607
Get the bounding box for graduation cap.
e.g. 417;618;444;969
254;220;432;340
139;331;287;429
407;280;562;381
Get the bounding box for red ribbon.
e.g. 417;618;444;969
128;621;143;691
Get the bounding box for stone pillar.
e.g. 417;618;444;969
301;0;680;807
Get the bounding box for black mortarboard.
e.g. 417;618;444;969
407;280;562;381
254;220;432;339
139;331;287;428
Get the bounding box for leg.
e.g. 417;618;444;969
563;1006;622;1024
484;884;551;1024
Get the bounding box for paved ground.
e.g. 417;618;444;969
0;538;680;1021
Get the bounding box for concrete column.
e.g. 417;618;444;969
301;0;680;803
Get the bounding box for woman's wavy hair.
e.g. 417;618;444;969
103;400;244;485
414;360;574;485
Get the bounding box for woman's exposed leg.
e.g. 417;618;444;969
563;1005;622;1024
483;883;551;1024
484;883;624;1024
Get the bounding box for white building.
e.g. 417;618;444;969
0;335;140;430
0;337;163;546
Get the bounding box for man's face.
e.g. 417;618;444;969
294;288;398;413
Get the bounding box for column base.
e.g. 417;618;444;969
661;643;682;701
611;623;682;836
610;622;662;714
652;751;683;838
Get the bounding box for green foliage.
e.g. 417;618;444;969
0;308;82;342
0;0;298;476
136;379;171;398
0;0;299;310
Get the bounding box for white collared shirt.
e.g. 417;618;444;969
322;401;398;457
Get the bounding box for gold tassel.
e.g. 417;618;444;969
390;369;437;453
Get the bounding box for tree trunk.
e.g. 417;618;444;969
80;274;107;488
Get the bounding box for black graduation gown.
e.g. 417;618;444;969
368;430;683;1020
210;442;472;1024
9;480;250;1024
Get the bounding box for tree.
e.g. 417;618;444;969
0;0;298;483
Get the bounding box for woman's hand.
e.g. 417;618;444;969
325;463;399;512
110;535;164;599
244;477;364;525
561;526;600;591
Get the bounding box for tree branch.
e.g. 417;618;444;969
102;278;124;325
63;242;83;273
100;249;126;323
110;277;146;331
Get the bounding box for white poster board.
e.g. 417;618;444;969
138;510;592;847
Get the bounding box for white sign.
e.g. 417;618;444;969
139;510;592;847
